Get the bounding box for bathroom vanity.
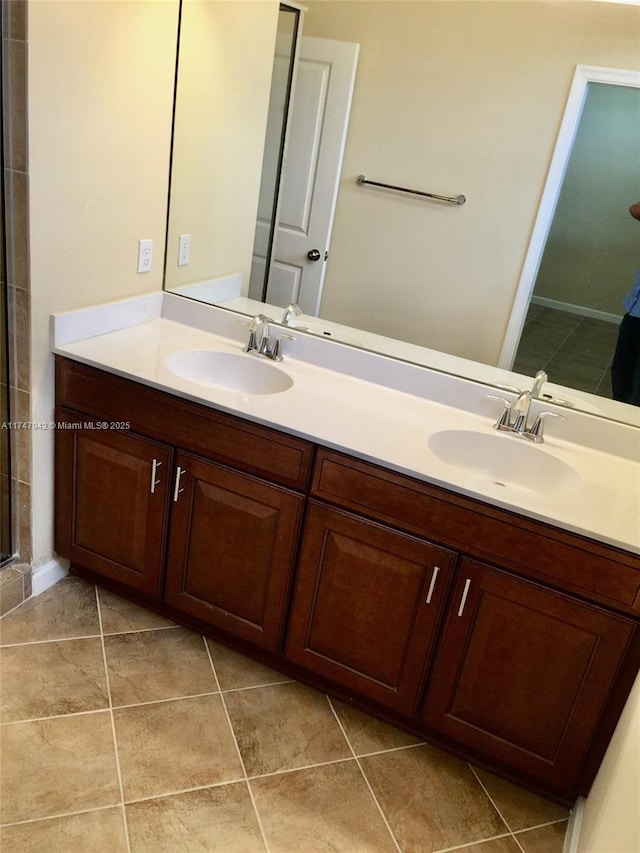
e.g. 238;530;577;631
52;306;640;806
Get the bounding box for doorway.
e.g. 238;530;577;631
499;66;640;397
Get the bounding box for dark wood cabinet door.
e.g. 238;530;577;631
285;502;456;715
55;410;173;597
164;452;304;652
421;558;636;792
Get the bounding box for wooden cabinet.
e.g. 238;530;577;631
54;356;640;802
286;501;455;714
164;452;303;651
55;358;312;650
55;409;172;597
421;559;635;791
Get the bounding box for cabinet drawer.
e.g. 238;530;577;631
312;449;640;615
56;356;313;491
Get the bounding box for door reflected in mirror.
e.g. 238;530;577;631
248;5;300;302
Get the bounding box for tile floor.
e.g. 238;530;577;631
513;304;619;398
0;576;571;852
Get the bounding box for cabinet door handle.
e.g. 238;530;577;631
425;566;440;604
150;459;162;494
173;466;186;502
457;578;471;617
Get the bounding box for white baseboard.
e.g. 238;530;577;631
564;796;585;853
531;296;622;325
31;557;69;596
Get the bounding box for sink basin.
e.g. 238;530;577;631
164;350;293;395
428;429;582;494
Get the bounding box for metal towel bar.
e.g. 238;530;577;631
357;174;466;205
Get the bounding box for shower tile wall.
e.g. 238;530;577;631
2;0;31;575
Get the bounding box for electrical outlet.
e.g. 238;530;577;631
138;239;153;273
178;234;191;266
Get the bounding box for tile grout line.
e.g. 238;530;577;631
351;740;427;759
111;689;222;712
221;678;296;694
95;586;132;853
0;803;126;830
326;695;403;853
102;624;181;637
245;754;356;782
1;706;113;727
468;764;525;853
431;830;526;853
121;777;246;807
0;632;103;647
0;623;182;649
202;636;272;853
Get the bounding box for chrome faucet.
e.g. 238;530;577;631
510;390;532;434
487;390;565;443
243;314;271;355
243;314;294;362
281;303;302;326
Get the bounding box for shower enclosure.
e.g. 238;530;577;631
0;27;12;564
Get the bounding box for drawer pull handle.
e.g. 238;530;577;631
425;566;440;604
150;459;162;494
173;466;186;502
457;578;471;617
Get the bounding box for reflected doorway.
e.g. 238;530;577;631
501;67;640;400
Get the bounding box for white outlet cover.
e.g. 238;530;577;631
138;239;153;273
178;234;191;266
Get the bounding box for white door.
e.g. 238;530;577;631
249;28;298;301
266;36;359;316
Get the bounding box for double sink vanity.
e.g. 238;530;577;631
52;293;640;807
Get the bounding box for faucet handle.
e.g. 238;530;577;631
270;334;295;362
525;410;566;443
486;394;512;430
496;383;522;394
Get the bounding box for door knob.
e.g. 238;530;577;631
307;249;321;262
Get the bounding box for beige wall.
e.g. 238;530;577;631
304;1;640;363
165;0;279;289
578;670;640;853
28;0;179;565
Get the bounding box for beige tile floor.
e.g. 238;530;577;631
0;576;571;852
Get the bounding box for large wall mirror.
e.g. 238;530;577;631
165;0;640;427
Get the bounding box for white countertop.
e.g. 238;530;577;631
52;294;640;556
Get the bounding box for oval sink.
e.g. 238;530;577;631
428;429;582;494
164;350;293;395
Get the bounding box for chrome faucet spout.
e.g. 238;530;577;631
281;303;302;326
243;314;271;354
531;370;547;398
511;390;532;433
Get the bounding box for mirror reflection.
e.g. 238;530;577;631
165;0;640;425
512;83;640;402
